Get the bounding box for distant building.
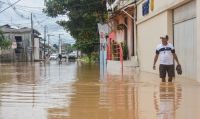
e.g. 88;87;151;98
0;24;41;62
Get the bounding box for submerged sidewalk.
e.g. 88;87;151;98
106;67;200;119
0;62;200;119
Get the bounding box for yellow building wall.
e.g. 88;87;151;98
136;0;194;73
116;16;125;43
137;12;170;73
113;14;134;59
127;17;133;57
197;0;200;82
137;0;193;21
137;0;174;20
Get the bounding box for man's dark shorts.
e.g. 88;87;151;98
159;64;175;78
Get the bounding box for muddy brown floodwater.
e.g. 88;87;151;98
0;61;200;119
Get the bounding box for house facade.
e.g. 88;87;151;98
107;0;136;58
0;24;41;62
136;0;200;81
107;0;200;81
106;0;137;75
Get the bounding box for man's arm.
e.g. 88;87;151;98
153;54;159;70
172;53;180;65
171;44;180;65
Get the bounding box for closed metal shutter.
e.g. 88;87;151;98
174;0;197;79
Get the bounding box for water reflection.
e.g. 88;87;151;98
62;73;139;119
99;78;139;119
46;62;100;119
0;62;200;119
0;62;77;119
154;83;182;119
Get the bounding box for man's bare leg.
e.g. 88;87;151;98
162;78;166;82
168;77;173;82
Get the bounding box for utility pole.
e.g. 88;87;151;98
47;34;54;55
31;13;34;62
58;34;63;54
44;25;47;60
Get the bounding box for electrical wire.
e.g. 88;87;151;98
0;0;22;13
13;4;44;9
0;0;76;43
13;7;30;19
0;1;44;9
1;1;49;29
1;0;103;10
7;0;40;19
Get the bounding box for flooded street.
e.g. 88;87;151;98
0;62;200;119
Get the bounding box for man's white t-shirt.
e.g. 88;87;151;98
156;43;175;65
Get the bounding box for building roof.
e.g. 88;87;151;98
0;24;41;35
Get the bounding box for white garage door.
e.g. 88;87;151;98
174;1;197;79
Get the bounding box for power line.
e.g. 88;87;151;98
15;7;44;15
5;1;44;18
13;4;44;9
0;3;48;27
0;0;73;41
0;1;44;9
0;0;22;14
12;7;30;19
6;0;29;19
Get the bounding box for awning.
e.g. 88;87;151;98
111;0;121;10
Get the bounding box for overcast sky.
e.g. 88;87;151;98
0;0;75;45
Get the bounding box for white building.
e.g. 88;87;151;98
0;24;41;62
136;0;200;81
106;0;200;81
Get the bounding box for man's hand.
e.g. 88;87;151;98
153;65;156;70
153;54;158;70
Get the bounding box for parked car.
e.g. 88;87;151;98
49;53;58;60
61;52;67;58
68;52;77;59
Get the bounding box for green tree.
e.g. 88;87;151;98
62;43;75;53
44;0;107;61
0;30;11;49
53;44;59;49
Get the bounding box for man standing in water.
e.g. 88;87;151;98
58;54;62;63
153;35;180;82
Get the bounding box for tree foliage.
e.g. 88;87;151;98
44;0;107;56
0;30;11;49
62;43;75;53
53;44;58;49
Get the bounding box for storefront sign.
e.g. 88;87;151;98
97;23;109;44
142;0;149;16
98;23;110;79
150;0;154;11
